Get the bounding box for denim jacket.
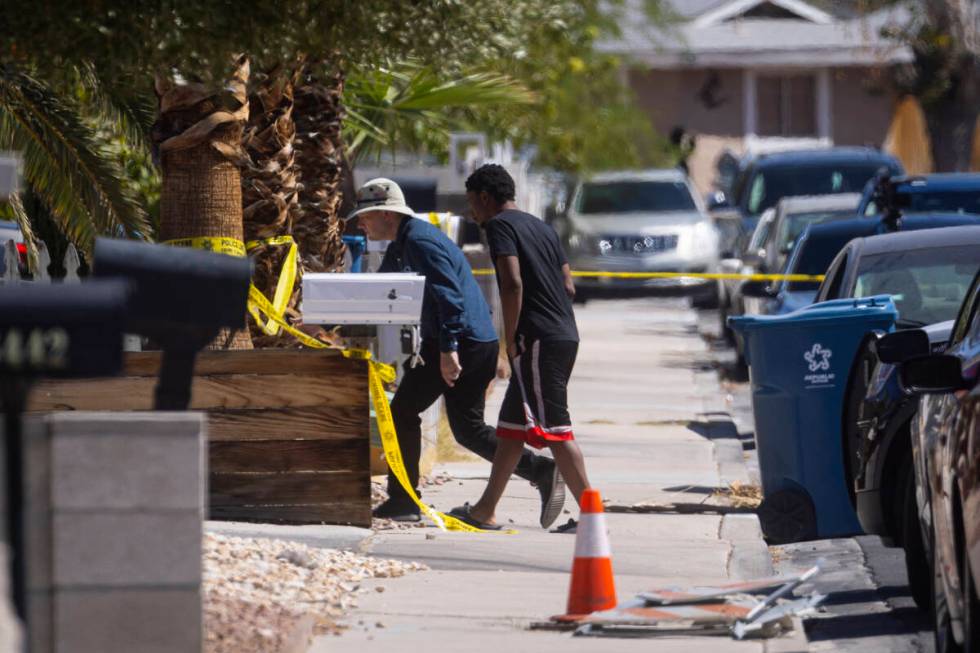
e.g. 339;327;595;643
379;217;497;351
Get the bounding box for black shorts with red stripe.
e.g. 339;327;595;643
496;338;578;449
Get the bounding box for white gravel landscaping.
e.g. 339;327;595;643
203;533;426;652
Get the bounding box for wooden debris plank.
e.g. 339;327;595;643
209;471;367;506
207;405;367;441
28;374;364;412
208;504;372;527
122;349;361;377
209;439;366;474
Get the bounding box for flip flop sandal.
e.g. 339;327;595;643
550;518;578;534
448;503;502;531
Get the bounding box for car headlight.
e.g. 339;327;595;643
691;221;719;257
568;233;612;256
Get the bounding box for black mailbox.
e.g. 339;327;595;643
0;280;129;378
0;280;130;628
92;238;252;410
92;237;250;337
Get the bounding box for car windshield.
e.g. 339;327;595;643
747;164;883;216
853;246;980;326
577;181;696;214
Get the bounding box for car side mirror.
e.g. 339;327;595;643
900;355;966;394
876;329;930;364
740;279;777;299
706;191;729;211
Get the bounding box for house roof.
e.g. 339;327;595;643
599;0;912;68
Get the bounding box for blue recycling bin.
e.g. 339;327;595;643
729;295;898;543
342;235;366;273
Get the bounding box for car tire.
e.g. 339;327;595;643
841;343;876;505
935;541;964;653
572;288;588;305
901;461;930;611
963;534;980;652
691;286;720;310
719;307;736;345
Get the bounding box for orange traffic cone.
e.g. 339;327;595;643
565;488;617;615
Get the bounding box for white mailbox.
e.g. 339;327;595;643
302;273;425;325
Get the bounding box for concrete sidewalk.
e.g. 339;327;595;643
311;298;796;652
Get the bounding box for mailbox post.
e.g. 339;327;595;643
92;238;252;410
0;281;130;625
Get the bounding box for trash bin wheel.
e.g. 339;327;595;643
758;489;817;544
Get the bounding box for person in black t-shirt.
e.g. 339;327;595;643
449;164;592;532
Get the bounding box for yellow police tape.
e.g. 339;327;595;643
245;235;297;337
471;268;824;282
164;236;507;534
246;291;511;534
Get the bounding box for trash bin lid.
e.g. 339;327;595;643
729;294;898;333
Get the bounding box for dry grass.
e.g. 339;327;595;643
713;481;763;509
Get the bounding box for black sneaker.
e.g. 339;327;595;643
536;463;566;529
372;499;421;522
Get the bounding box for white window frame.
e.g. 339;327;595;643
743;68;832;141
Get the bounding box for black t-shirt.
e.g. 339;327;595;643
485;209;579;343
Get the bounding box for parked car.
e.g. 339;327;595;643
818;226;980;606
741;213;980;317
0;219;26;275
711;147;902;317
898;269;980;651
858;172;980;219
562;169;720;302
736;193;860;319
709;147;903;236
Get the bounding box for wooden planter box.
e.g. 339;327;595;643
28;350;370;527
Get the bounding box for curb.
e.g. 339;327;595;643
700;411;775;582
697;411;751;486
721;513;774;580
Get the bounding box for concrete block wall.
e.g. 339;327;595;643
24;412;206;653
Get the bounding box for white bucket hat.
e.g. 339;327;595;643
346;177;416;220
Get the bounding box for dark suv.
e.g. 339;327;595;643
857;172;980;219
711;147;904;245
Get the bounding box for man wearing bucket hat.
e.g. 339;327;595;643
348;178;566;527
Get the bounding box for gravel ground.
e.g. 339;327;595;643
203;533;427;653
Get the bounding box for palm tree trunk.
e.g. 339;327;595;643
152;55;253;349
293;59;347;273
241;65;303;347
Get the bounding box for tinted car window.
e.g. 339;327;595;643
787;230;861;291
773;209;855;271
905;190;980;215
748;210;775;252
746;164;885;216
577;181;696;214
853;246;980;326
950;271;980;345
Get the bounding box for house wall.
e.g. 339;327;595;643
830;67;894;148
628;68;745;138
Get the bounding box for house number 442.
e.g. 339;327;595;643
0;327;70;370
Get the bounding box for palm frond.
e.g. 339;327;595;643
5;192;39;272
344;61;537;161
75;63;156;151
0;65;150;252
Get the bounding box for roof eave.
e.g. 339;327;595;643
616;47;913;69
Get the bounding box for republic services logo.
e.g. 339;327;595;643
804;344;832;373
